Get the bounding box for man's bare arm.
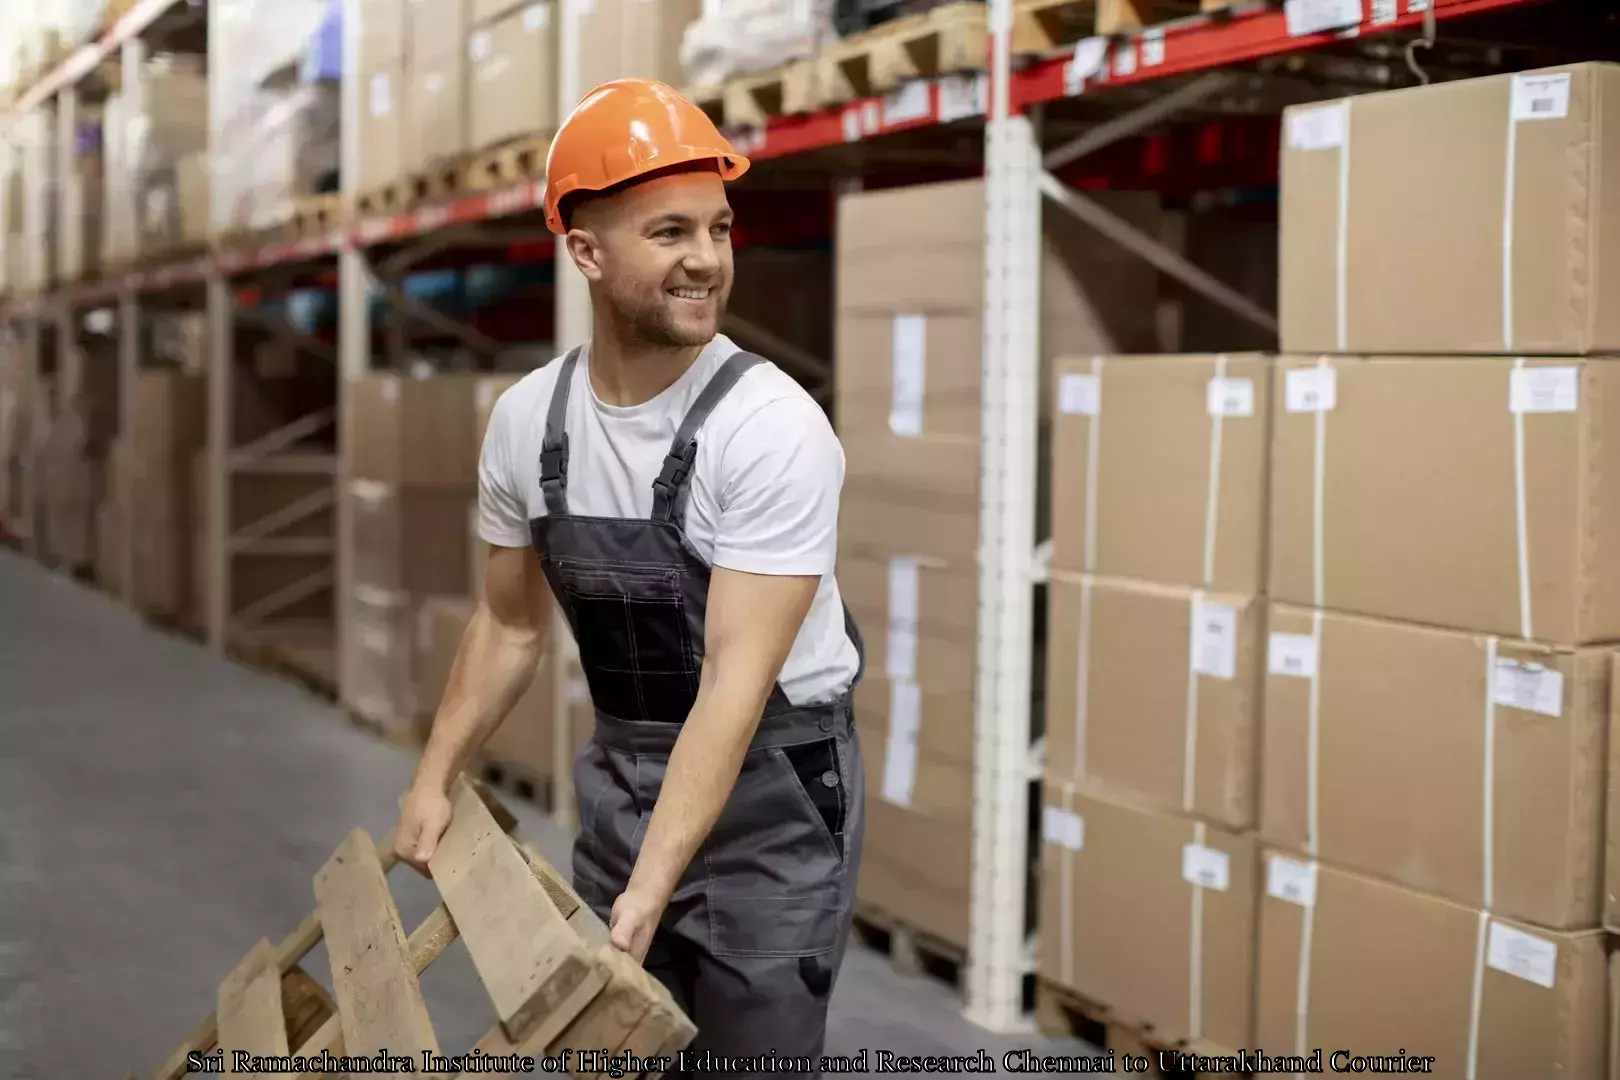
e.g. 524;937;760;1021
624;567;820;908
412;543;554;795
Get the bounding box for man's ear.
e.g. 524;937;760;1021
564;229;605;282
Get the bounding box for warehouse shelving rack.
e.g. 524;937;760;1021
0;0;1570;1037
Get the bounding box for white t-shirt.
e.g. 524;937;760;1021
477;334;860;707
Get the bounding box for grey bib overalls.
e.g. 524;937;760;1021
528;346;868;1077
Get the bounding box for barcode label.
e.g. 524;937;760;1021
1511;73;1571;122
1285;366;1337;413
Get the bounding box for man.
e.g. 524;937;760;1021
392;79;866;1073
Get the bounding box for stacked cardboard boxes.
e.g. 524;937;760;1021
835;177;1163;951
1248;63;1618;1073
1036;352;1271;1054
342;373;482;739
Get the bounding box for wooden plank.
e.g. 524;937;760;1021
432;775;608;1045
313;828;441;1059
216;938;290;1072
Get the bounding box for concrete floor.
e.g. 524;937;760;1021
0;550;1098;1077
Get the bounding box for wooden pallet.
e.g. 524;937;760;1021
1012;0;1221;55
356;179;410;218
459;134;551;192
851;902;965;989
1035;978;1254;1078
140;774;696;1080
291;193;345;238
694;0;988;127
480;756;556;812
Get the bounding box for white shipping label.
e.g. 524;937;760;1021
1286;102;1347;151
1190;599;1238;681
1113;41;1136;78
882;81;932;126
881;681;922;806
1285;366;1337;413
886;556;921;681
889;314;927;437
1043;807;1085;851
937;73;986;124
1492;659;1565;719
369;73;392;118
425;72;445;94
468;31;492;61
1369;0;1396;24
1182;844;1231;891
565;677;588;704
524;2;550;29
842;108;862;143
1140;29;1165;67
1206;377;1255;417
1268;632;1319;679
1509;365;1579;414
1486;922;1558;989
1511;73;1572;122
1266;855;1318;907
1058;372;1101;416
1283;0;1364;37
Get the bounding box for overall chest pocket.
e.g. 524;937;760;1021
558;563;699;724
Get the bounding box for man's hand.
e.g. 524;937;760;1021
394;785;454;877
608;885;668;963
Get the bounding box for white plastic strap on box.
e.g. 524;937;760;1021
1510;358;1534;640
1311;356;1331;609
1462;638;1502;1080
1073;576;1095;780
1081;355;1105;573
1306;608;1324;856
1060;781;1077;989
1182;589;1204;813
1187;819;1207;1041
1202;354;1229;586
1293;862;1317;1061
1335;102;1353;352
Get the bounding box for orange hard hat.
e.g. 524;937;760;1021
542;79;751;234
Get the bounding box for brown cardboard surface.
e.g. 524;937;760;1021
471;0;528;23
623;0;700;88
839;435;980;569
359;61;405;192
418;596;555;768
1046;573;1261;830
347;374;481;487
1050;354;1271;595
1268;356;1620;645
466;5;556;153
1038;782;1257;1053
360;0;408;67
1264;604;1608;931
837;548;976;697
407;0;467;64
1256;854;1605;1077
1279;63;1620;355
854;678;972;822
349;480;477;597
343;588;419;736
405;47;468;169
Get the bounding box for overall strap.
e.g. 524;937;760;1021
651;351;767;525
538;346;584;516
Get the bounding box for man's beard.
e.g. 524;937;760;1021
606;274;727;350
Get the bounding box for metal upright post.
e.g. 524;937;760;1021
117;33;146;604
204;1;231;652
336;0;368;703
964;0;1044;1035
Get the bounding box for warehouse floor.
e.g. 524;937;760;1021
0;549;1096;1077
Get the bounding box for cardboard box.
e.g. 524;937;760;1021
405;48;468;170
472;0;528;23
837;550;975;698
475;374;523;450
347;374;481;487
1050;354;1272;594
1269;356;1620;645
1256;854;1605;1077
839;435;979;569
408;0;467;65
360;0;409;67
344;587;420;737
467;5;556;152
623;0;701;88
1046;573;1261;829
349;480;477;597
359;61;406;192
418;596;557;769
1038;782;1257;1053
1265;604;1608;931
1602;654;1620;932
1279;63;1620;356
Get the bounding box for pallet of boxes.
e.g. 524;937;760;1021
833;174;1165;976
1038;62;1620;1075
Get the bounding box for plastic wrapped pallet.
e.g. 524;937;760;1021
679;0;831;86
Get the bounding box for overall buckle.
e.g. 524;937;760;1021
539;435;570;488
653;443;696;494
